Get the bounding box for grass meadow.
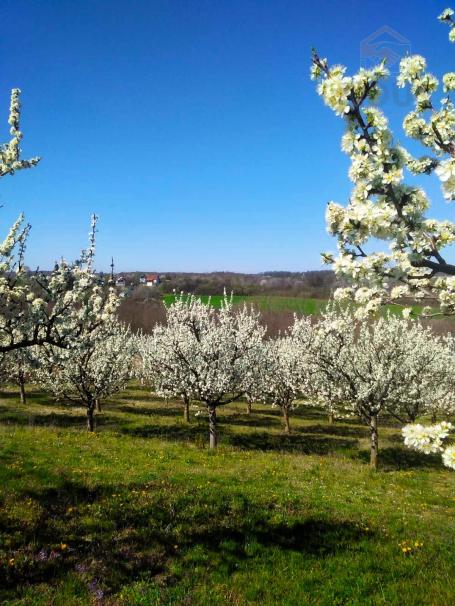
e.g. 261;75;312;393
162;294;327;315
161;294;436;318
0;384;454;605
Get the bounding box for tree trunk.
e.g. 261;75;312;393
95;399;102;412
182;395;190;423
246;401;252;415
431;411;437;423
328;412;334;425
283;405;290;433
208;405;217;448
19;374;26;405
87;397;95;432
370;414;378;469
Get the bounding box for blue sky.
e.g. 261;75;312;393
0;0;454;272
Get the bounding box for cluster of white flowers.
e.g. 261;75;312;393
0;84;123;427
402;422;453;454
137;297;455;466
312;8;455;316
0;89;40;178
0;88;119;355
247;316;316;432
37;321;135;430
0;214;120;356
435;159;455;199
403;421;455;469
137;293;265;447
306;306;455;467
0;345;38;404
439;8;455;42
442;446;455;469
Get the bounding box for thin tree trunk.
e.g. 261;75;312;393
246;400;252;415
182;395;190;423
87;397;95;432
19;374;26;405
431;411;437;423
370;414;378;469
328;412;334;425
208;404;217;448
283;405;290;433
95;399;102;412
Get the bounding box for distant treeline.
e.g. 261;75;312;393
156;270;336;297
117;270;336;335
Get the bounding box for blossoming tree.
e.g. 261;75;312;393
311;8;455;317
37;322;135;431
256;317;315;433
0;212;119;356
311;309;445;468
0;346;38;404
401;328;455;470
390;330;455;424
137;328;195;422
153;293;265;448
0;89;118;355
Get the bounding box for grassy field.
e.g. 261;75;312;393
0;385;454;605
162;294;431;317
162;294;328;314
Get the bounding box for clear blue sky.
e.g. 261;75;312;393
0;0;453;272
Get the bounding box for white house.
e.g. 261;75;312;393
144;273;160;287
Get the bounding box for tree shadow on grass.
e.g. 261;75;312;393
115;393;159;404
0;477;371;601
0;404;130;433
301;423;368;439
265;407;326;421
187;517;371;562
119;420;358;455
354;446;442;470
0;389;47;401
222;414;282;429
0;480;169;600
116;405;184;418
0;409;88;429
228;430;357;455
122;421;210;443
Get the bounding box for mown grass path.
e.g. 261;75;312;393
0;385;454;605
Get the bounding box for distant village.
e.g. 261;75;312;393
108;270;335;298
112;273;162;297
114;273;161;289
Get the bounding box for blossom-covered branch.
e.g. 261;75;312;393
0;88;40;178
311;9;455;317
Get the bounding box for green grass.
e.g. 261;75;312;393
162;294;438;317
0;385;454;605
163;294;329;314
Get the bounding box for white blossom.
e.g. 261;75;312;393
311;10;455;316
252;316;316;432
138;293;265;447
309;307;452;467
442;445;455;469
37;321;135;431
402;422;453;454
